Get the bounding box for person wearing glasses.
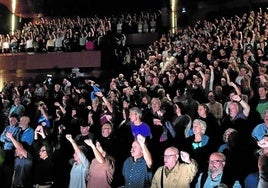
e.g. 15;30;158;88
32;125;54;188
257;152;268;188
195;152;227;188
150;146;198;188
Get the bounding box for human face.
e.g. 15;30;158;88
39;146;48;160
151;99;161;113
54;84;60;92
197;105;206;118
9;117;18;126
164;148;178;170
80;126;90;136
258;87;267;99
130;141;143;160
208;92;215;103
229;103;239;118
263;112;268;125
19;116;29;129
208;153;225;175
229;92;235;101
142;97;148;105
178;73;184;80
192;121;203;135
129;111;139;123
14;98;21;105
71;109;77;117
102;123;112;137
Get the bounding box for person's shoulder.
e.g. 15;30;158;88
153;165;164;175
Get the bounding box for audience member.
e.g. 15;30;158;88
143;97;175;172
84;138;115;188
171;101;192;146
1;5;268;188
195;152;236;188
196;103;221;149
151;146;198;188
0;114;21;187
6;132;33;188
9;96;25;118
257;153;268;187
66;134;89;188
74;118;95;161
255;85;268;119
218;128;239;154
129;106;152;139
252;109;268;141
206;91;223;125
181;119;214;173
122;134;153;188
97;122;117;157
31;125;55;188
36;101;52;130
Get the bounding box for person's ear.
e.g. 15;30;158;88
222;161;226;167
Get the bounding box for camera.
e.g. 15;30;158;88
43;74;53;86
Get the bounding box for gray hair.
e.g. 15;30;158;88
193;119;207;134
129;106;142;118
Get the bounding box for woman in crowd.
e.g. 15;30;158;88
66;134;89;188
31;125;55;188
181;119;213;173
84;138;115;188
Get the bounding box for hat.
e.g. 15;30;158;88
79;118;90;127
100;113;113;126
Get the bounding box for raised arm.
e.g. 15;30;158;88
66;134;81;154
84;139;105;164
137;134;152;168
198;68;206;89
95;91;113;113
6;132;27;158
6;132;23;149
223;69;241;96
232;94;250;117
209;65;214;91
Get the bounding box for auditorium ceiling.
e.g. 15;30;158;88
0;0;35;18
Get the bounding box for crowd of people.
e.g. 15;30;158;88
0;10;161;54
1;5;268;188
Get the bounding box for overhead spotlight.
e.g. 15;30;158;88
182;7;186;13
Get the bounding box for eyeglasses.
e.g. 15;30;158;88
163;154;178;158
39;149;46;153
209;160;224;164
102;128;112;130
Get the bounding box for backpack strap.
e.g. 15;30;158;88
200;171;208;188
161;167;164;188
